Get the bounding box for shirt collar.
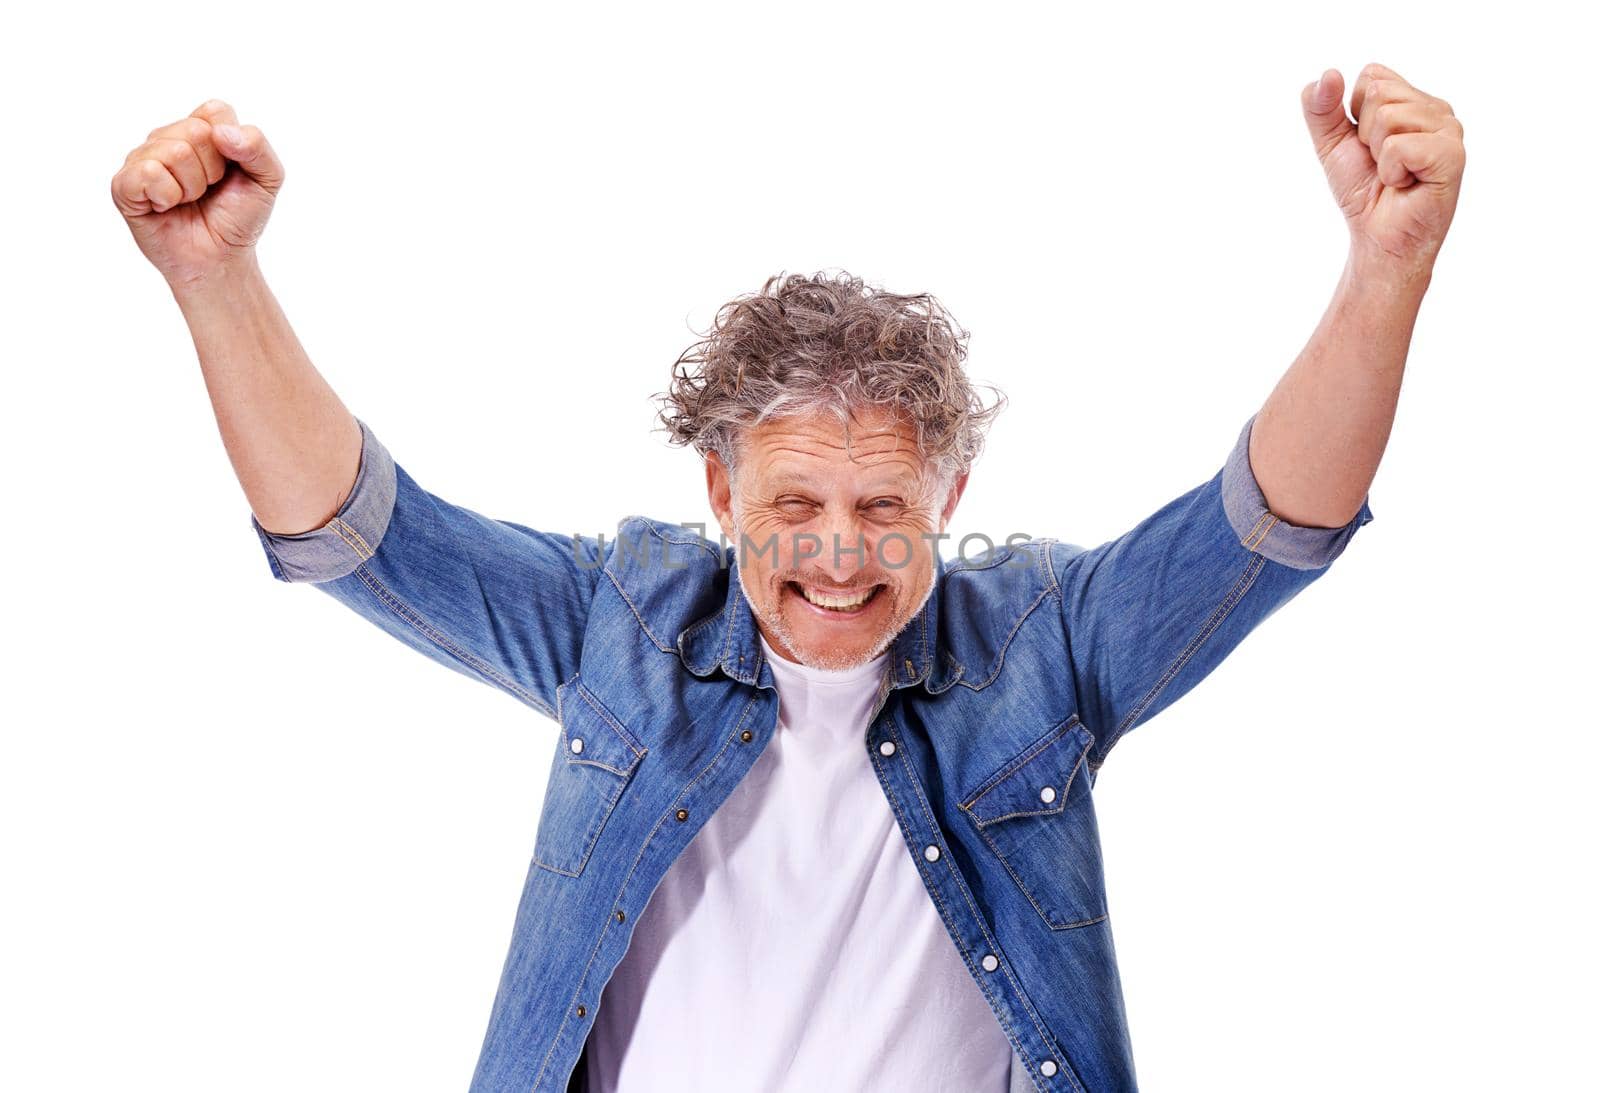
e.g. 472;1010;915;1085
676;553;954;693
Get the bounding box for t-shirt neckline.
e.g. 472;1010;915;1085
757;632;889;687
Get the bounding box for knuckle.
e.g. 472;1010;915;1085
165;138;194;163
178;117;211;144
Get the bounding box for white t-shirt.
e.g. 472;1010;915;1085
583;633;1013;1092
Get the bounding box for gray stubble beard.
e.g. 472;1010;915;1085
727;493;939;673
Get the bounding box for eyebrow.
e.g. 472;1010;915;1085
763;473;920;496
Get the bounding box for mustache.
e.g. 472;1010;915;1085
776;574;894;591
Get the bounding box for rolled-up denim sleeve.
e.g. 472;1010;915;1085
1052;411;1374;771
249;417;606;720
250;417;397;585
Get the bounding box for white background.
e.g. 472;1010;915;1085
3;2;1594;1090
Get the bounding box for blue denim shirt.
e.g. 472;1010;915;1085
250;413;1373;1093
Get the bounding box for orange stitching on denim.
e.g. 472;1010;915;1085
1245;513;1279;551
332;516;373;558
326;518;367;561
1243;509;1273;549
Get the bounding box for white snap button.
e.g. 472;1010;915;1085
570;737;584;754
1040;1059;1058;1077
1040;785;1056;803
924;844;940;862
981;954;999;972
879;740;896;756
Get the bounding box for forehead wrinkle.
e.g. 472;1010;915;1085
739;418;935;497
752;435;923;465
754;429;912;456
761;449;924;479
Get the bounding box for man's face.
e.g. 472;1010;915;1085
705;407;967;672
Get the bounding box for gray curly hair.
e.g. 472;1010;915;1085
654;270;1006;484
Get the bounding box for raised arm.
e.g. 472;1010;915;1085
112;99;605;720
1251;63;1465;527
1055;64;1464;772
110;99;360;537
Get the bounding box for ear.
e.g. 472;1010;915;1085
938;471;970;531
705;452;736;540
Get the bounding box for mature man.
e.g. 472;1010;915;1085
113;63;1463;1092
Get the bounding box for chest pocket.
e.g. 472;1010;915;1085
532;677;647;878
958;714;1108;931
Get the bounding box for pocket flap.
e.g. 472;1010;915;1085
557;680;646;777
962;715;1092;828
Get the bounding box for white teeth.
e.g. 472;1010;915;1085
799;584;874;610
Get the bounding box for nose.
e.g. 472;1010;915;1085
808;510;870;585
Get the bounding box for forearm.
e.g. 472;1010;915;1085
171;253;361;535
1249;251;1430;528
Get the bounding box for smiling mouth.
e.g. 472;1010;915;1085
786;581;884;614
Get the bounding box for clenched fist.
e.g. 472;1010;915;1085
1302;63;1466;276
111;99;285;287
